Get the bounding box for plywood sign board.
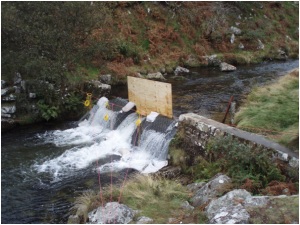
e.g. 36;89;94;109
127;76;173;118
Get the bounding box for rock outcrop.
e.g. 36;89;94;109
88;202;136;224
205;189;252;224
205;189;299;224
191;173;232;207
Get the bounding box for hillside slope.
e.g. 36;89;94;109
1;1;299;123
89;1;299;82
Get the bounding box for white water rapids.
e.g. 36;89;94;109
34;97;175;182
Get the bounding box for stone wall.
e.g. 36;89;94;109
178;113;298;169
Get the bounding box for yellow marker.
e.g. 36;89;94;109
105;101;110;109
86;93;92;100
104;114;109;121
84;100;90;107
135;118;141;126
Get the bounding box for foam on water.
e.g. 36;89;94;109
34;97;176;181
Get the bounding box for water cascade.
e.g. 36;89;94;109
34;97;176;182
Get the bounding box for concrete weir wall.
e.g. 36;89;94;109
178;113;299;168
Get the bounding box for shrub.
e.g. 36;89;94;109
37;100;59;121
207;135;285;192
187;157;221;182
117;40;141;64
63;92;83;112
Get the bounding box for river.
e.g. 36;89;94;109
1;60;298;223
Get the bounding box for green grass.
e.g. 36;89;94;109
65;66;100;86
235;70;299;150
120;174;190;223
101;174;191;223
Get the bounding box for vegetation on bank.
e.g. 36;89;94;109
235;69;299;151
169;131;298;195
1;2;299;122
72;174;208;223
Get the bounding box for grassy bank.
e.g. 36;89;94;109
235;69;299;151
72;174;208;223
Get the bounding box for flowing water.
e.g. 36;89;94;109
171;60;299;121
1;97;176;223
1;60;298;223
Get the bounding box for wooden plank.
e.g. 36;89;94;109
127;76;173;118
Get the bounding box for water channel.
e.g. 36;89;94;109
1;60;298;223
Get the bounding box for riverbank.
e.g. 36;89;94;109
235;68;299;151
2;2;298;126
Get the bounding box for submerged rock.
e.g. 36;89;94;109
146;72;166;80
174;66;189;76
220;62;237;72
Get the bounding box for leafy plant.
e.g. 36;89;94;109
207;135;285;192
63;92;83;112
37;100;59;121
187;156;221;182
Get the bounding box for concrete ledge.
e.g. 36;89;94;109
179;113;298;168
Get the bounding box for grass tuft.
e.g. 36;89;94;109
106;173;190;223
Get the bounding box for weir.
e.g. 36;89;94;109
35;96;177;180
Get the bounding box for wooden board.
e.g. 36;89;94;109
127;76;173;118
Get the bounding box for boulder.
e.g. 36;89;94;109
257;39;264;50
99;74;112;84
230;26;242;35
191;173;231;207
14;72;22;85
84;80;111;97
88;202;135;224
230;34;235;44
277;49;288;60
246;195;299;224
174;66;189;76
154;166;181;179
220;62;237;72
29;93;37;99
181;201;194;211
136;216;153;224
146;72;166;80
2;94;16;102
1;80;6;89
206;189;299;224
204;54;221;66
186;182;206;193
1;87;13;96
1;105;16;114
205;189;252;224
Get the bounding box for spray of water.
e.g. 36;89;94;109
34;97;176;181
